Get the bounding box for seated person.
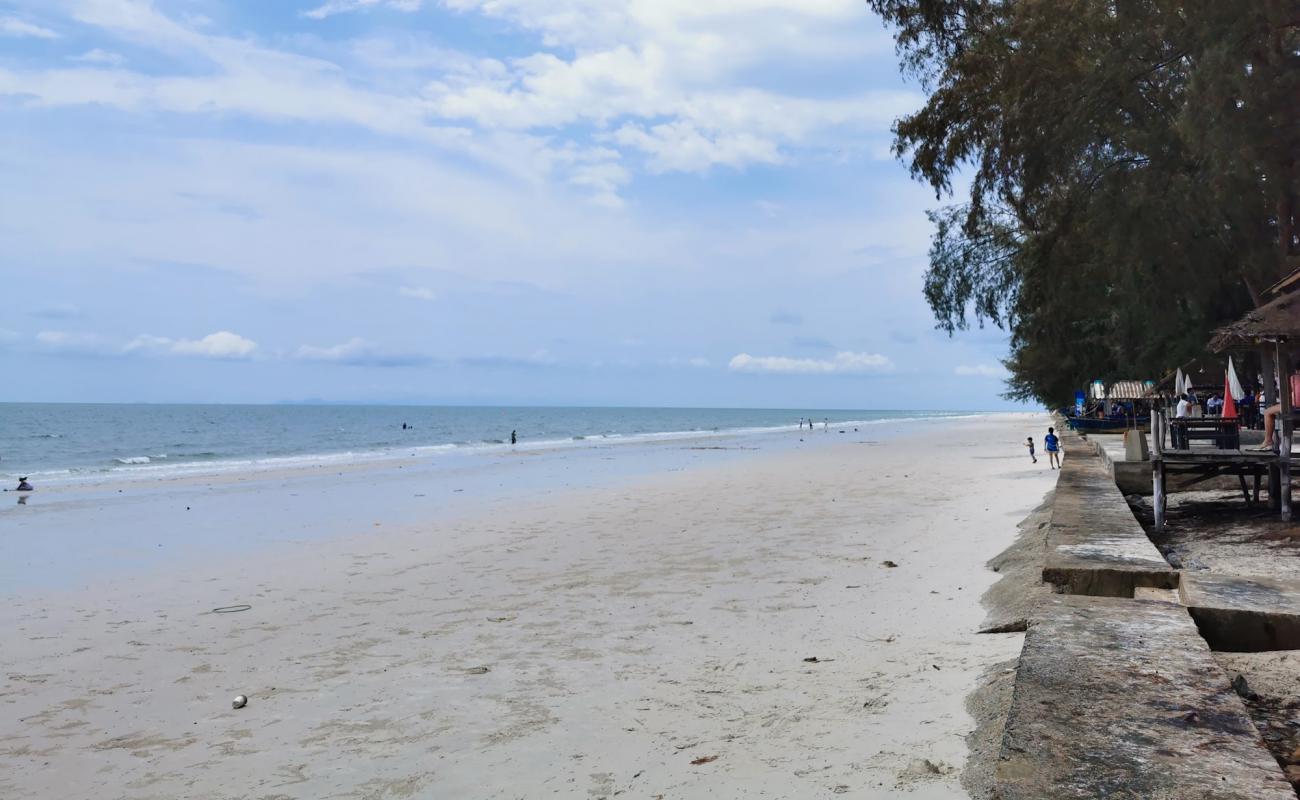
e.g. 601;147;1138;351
16;477;33;491
1258;366;1300;450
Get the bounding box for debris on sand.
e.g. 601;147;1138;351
899;758;953;783
881;560;900;568
690;755;719;765
977;619;1029;634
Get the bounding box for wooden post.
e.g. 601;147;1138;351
1154;460;1167;531
1263;346;1279;407
1151;409;1166;531
1279;341;1293;521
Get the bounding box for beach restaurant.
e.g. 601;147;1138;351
1148;268;1300;529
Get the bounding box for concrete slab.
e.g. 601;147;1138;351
1042;437;1177;597
1089;433;1153;494
995;594;1294;799
1180;572;1300;651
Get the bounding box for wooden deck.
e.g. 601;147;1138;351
1158;449;1279;463
1151;406;1294;529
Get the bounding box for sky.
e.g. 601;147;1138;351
0;0;1018;409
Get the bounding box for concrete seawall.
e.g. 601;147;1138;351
992;427;1295;798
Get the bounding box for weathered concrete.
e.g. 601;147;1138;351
1043;433;1177;596
994;594;1294;799
1181;572;1300;652
1089;433;1154;495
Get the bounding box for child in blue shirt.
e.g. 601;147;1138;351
1044;427;1061;469
1025;436;1037;464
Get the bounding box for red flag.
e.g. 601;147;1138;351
1222;373;1238;419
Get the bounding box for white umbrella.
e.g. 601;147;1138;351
1175;368;1186;396
1227;356;1245;401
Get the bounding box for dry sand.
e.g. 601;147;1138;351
0;413;1054;799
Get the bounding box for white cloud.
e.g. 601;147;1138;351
0;17;59;39
127;331;259;359
954;363;1008;379
72;48;125;66
303;0;422;20
613;122;781;173
399;285;436;301
297;338;369;361
729;351;893;374
172;331;258;358
0;0;914;205
295;338;431;367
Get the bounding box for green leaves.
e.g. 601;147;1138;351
871;0;1298;404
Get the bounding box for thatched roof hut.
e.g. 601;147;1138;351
1209;290;1300;352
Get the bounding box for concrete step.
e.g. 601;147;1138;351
1042;440;1177;597
1180;572;1300;652
995;594;1293;799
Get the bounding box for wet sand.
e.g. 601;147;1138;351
0;412;1053;799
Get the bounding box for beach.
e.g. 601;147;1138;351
0;412;1054;799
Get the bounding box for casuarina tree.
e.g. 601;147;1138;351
869;0;1299;404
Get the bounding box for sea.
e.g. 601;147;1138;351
0;403;976;486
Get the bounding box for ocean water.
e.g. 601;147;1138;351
0;403;973;485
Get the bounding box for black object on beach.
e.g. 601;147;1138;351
212;604;253;614
16;477;33;491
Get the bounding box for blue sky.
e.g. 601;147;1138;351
0;0;1017;409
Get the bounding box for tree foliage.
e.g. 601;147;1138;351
869;0;1300;404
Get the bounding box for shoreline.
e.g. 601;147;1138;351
1;412;1054;798
1;413;1012;594
2;409;996;491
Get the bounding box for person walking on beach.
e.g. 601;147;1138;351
823;418;829;431
1025;436;1037;464
1044;427;1061;469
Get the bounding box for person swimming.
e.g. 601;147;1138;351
16;477;33;491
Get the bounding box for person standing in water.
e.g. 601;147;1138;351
511;430;517;446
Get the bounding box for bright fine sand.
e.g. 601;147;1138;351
1;413;1055;799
